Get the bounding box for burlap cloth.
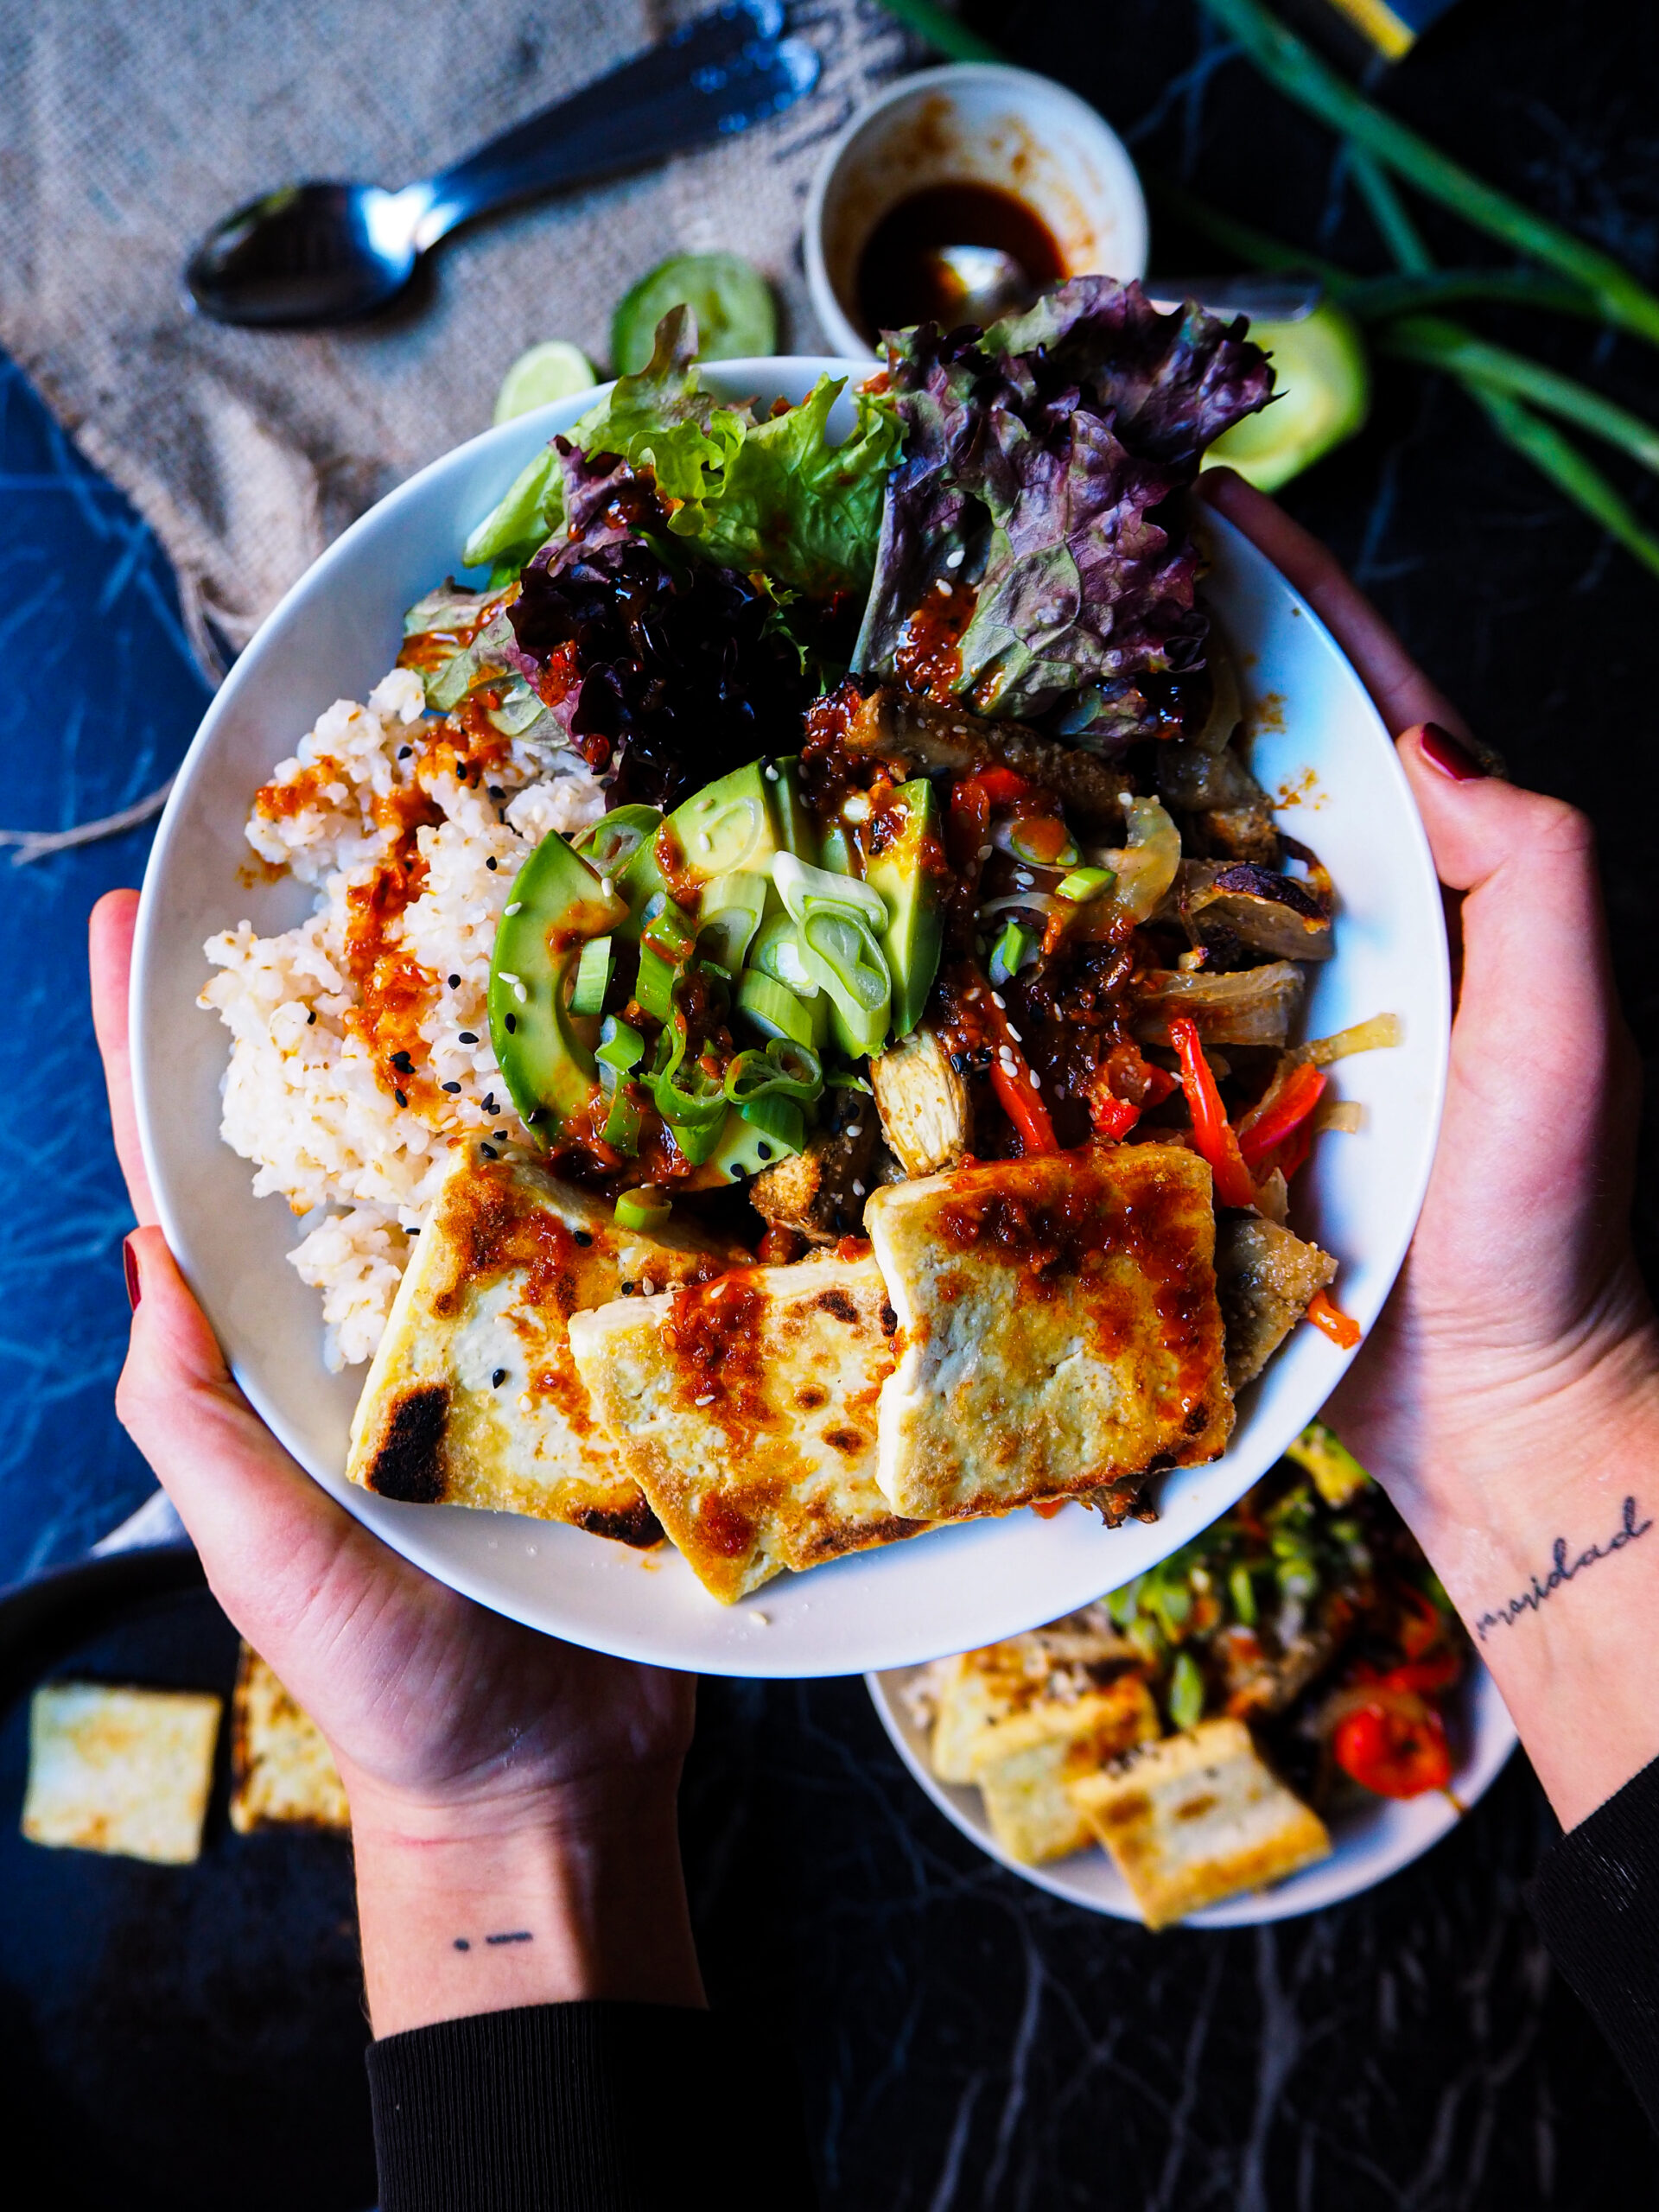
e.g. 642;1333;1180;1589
1;0;912;679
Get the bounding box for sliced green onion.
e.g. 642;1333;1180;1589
799;908;891;1058
988;918;1038;987
574;805;663;879
724;1038;823;1107
601;1084;642;1154
1057;865;1115;905
824;1071;873;1092
1008;820;1079;868
1229;1563;1259;1628
749;913;820;999
595;1016;644;1075
652;1055;728;1133
640;894;696;965
633;944;677;1025
570;937;613;1017
615;1187;671;1233
1105;1577;1143;1631
773;849;887;932
696;869;770;974
739;1094;806;1152
1168;1649;1206;1732
736;968;817;1050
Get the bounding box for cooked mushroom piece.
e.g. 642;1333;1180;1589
1214;1216;1338;1389
1136;962;1306;1048
838;683;1128;832
749;1106;884;1244
1157;737;1281;868
1166;861;1334;963
871;1027;972;1178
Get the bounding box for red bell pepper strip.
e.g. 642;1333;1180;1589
1236;1061;1327;1170
1306;1287;1362;1349
1332;1698;1452;1798
979;976;1058;1154
1167;1016;1256;1209
1091;1095;1141;1141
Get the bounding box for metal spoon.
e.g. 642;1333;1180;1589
923;245;1323;328
187;1;817;328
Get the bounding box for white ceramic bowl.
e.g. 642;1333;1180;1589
132;357;1449;1680
804;64;1149;359
868;1662;1518;1924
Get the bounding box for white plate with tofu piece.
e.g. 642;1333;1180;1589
134;358;1450;1676
868;1656;1516;1926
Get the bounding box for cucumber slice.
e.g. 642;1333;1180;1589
1204;303;1370;493
611;253;776;376
493;340;598;425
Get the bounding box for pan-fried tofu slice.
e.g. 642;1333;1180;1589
569;1255;927;1604
1068;1717;1331;1928
230;1646;349;1834
22;1682;222;1865
967;1677;1161;1864
348;1149;733;1544
1215;1216;1338;1389
864;1145;1234;1522
929;1624;1141;1783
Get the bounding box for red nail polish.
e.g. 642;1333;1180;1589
123;1235;142;1312
1419;722;1488;782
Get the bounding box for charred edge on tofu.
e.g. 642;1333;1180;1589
367;1384;450;1503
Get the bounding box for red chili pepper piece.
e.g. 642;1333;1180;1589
1306;1287;1362;1349
1090;1095;1141;1141
976;969;1058;1155
1236;1061;1327;1170
1168;1015;1256;1209
1332;1700;1453;1798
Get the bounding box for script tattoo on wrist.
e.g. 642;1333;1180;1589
1475;1496;1653;1642
452;1930;533;1952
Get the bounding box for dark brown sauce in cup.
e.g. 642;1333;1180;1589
855;181;1067;340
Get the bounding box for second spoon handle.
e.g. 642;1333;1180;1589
416;2;819;246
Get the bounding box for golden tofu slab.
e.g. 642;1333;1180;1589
1069;1716;1331;1928
230;1646;349;1834
967;1677;1161;1864
348;1151;733;1545
569;1255;927;1604
929;1621;1141;1783
864;1145;1234;1523
22;1682;222;1866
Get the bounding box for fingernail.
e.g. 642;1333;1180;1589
1418;722;1489;782
123;1234;141;1312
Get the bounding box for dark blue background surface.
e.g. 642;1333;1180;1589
0;356;210;1580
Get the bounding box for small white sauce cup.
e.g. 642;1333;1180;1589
804;63;1148;359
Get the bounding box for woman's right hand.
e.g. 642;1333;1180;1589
1205;469;1659;1829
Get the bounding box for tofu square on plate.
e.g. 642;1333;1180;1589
570;1255;928;1604
348;1151;733;1545
1068;1716;1331;1928
22;1681;223;1866
230;1646;349;1834
864;1144;1234;1524
968;1675;1161;1864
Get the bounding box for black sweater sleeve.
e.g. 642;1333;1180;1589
367;1999;819;2212
1533;1754;1659;2131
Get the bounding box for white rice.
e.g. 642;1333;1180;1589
200;664;607;1370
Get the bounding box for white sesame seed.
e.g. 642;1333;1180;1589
965;988;981;1001
513;982;528;1004
842;793;871;823
518;1395;533;1414
504;900;523;915
640;1277;657;1296
751;1611;772;1626
852;1179;866;1196
697;832;712;854
498;971;521;985
976;843;993;860
1030;1071;1042;1090
764;764;779;781
990;992;1006;1010
696;1392;716;1406
934;576;953;596
601;878;614;899
945;547;964;569
1007;1025;1022;1042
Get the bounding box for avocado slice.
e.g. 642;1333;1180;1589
1203;302;1370;493
489;833;629;1138
664;758;796;893
863;778;944;1039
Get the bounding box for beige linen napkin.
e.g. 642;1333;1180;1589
0;0;909;677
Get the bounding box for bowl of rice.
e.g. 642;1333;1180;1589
130;358;1450;1677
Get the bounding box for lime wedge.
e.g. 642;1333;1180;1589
493;341;598;425
611;252;776;376
1204;302;1370;493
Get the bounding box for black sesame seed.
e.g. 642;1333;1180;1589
482;1093;497;1115
488;785;505;800
442;1081;461;1094
504;1014;517;1033
949;1051;967;1073
409;1225;420;1235
307;1008;317;1026
398;746;413;760
394;1087;409;1108
448;974;461;988
486;856;498;871
391;1051;415;1072
493;1130;509;1142
574;1230;593;1247
492;1367;507;1388
480;1142;499;1159
620;1281;635;1296
756;1141;773;1160
458;1031;478;1045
